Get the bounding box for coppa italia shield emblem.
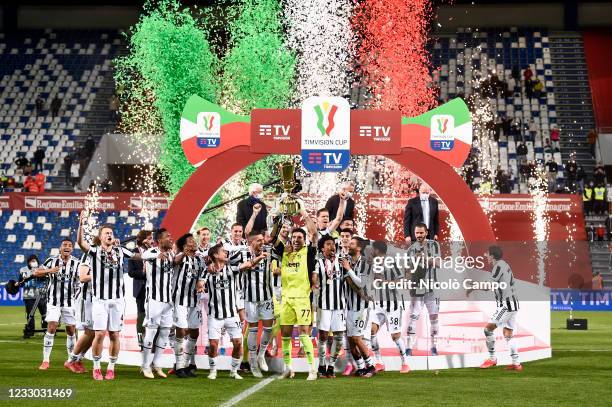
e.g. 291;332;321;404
196;112;221;148
430;114;454;151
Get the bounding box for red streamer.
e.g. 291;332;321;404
353;0;436;117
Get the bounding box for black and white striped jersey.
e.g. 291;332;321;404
204;264;241;319
224;238;247;290
491;259;520;311
196;244;211;257
316;228;340;251
74;253;91;302
406;239;440;297
372;260;404;312
143;248;175;303
270;240;286;294
316;256;346;310
234;248;273;302
42;255;80;307
221;238;248;254
172;254;205;308
83;245;135;300
344;255;369;311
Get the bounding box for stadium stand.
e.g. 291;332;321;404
0;29;122;191
0;209;164;282
430;27;566;193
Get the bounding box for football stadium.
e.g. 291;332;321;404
0;0;611;405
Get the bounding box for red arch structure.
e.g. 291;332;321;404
161;146;495;242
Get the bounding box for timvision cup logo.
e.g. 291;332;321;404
301;97;350;172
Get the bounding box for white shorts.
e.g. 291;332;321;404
245;299;274;323
144;299;174;328
46;303;76;326
317;309;346;332
347;309;370;337
92;298;125;332
489;307;518;330
74;297;92;330
208;316;243;340
236;289;245;310
174;304;202;330
409;292;440;317
372;306;402;334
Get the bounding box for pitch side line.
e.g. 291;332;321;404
554;349;612;352
219;375;279;407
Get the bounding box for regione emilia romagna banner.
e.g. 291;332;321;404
179;95;473;171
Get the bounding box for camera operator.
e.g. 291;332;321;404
19;255;48;338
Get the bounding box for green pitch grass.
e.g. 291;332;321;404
0;307;611;406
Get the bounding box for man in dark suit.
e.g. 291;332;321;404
128;230;152;348
236;183;268;233
325;181;355;220
403;184;439;243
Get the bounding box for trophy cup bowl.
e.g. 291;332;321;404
277;161;300;216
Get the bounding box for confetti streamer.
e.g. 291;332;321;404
221;0;295;186
353;0;436;240
215;0;296;229
284;0;354;101
222;0;295;113
116;0;219;196
283;0;355;208
353;0;436;117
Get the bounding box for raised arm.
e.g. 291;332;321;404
76;211;90;253
245;203;262;236
328;194;346;234
299;203;317;244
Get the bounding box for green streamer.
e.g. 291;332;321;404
116;0;219;196
221;0;296;186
